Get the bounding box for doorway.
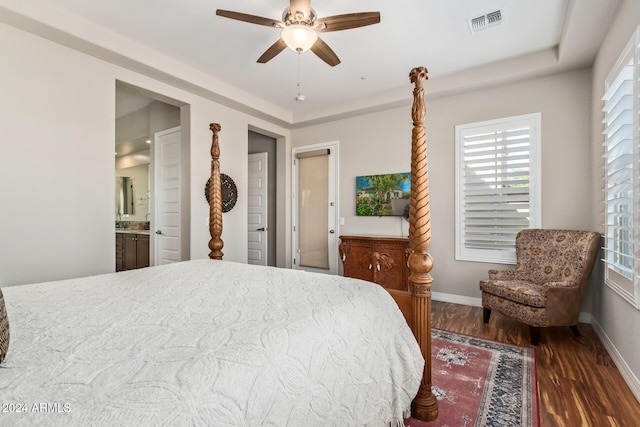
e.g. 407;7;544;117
248;130;277;266
154;126;182;265
115;82;188;268
248;152;268;265
292;142;339;275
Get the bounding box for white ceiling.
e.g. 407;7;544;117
47;0;619;125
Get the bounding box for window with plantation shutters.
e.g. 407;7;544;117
602;27;640;309
455;113;541;264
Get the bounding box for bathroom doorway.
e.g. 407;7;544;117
115;81;189;268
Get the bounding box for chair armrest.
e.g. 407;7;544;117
543;280;578;289
488;269;526;280
543;281;581;325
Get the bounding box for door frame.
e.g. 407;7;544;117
291;141;339;274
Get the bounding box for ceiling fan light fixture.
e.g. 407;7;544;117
281;24;318;53
216;3;380;66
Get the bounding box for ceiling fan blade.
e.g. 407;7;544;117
257;38;287;63
310;37;341;67
216;9;283;28
290;0;311;21
316;12;381;32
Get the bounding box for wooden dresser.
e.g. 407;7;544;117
339;235;414;328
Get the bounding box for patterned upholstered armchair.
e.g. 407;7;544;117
479;229;601;345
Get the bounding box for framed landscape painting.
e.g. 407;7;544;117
356;172;410;216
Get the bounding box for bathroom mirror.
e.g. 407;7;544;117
116;176;135;215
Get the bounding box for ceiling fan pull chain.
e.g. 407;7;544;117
296;52;305;101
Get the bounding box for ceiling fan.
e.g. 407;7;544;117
216;0;380;67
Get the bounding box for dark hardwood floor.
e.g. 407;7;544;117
431;301;640;427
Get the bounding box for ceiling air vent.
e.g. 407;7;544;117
468;9;503;34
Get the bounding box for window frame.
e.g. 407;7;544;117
455;112;542;264
602;26;640;310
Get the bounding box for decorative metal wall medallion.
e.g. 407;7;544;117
205;173;237;212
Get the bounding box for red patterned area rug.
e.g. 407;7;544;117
405;329;539;427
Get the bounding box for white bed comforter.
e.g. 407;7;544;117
1;260;423;426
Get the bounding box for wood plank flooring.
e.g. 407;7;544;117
431;301;640;427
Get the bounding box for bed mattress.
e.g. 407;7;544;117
1;259;423;426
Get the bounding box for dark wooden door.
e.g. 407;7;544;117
123;234;138;271
136;235;150;268
115;233;124;272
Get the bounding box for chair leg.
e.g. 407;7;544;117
569;325;580;337
483;307;491;323
529;326;541;346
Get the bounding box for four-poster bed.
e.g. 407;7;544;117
0;67;438;425
207;67;438;422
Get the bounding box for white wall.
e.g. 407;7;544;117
293;68;594;303
0;23;115;285
590;0;640;399
0;22;291;286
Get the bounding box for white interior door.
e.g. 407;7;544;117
292;143;338;274
154;126;181;265
248;152;268;265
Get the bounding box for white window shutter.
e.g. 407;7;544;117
455;113;541;264
602;26;640;309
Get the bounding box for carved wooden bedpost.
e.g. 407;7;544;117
208;123;224;260
408;67;438;421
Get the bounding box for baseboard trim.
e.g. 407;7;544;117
578;312;591;323
432;292;592;323
432;292;482;307
591;318;640;403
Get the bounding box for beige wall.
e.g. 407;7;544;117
293;68;593;304
590;0;640;395
0;22;291;286
0;23;115;285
